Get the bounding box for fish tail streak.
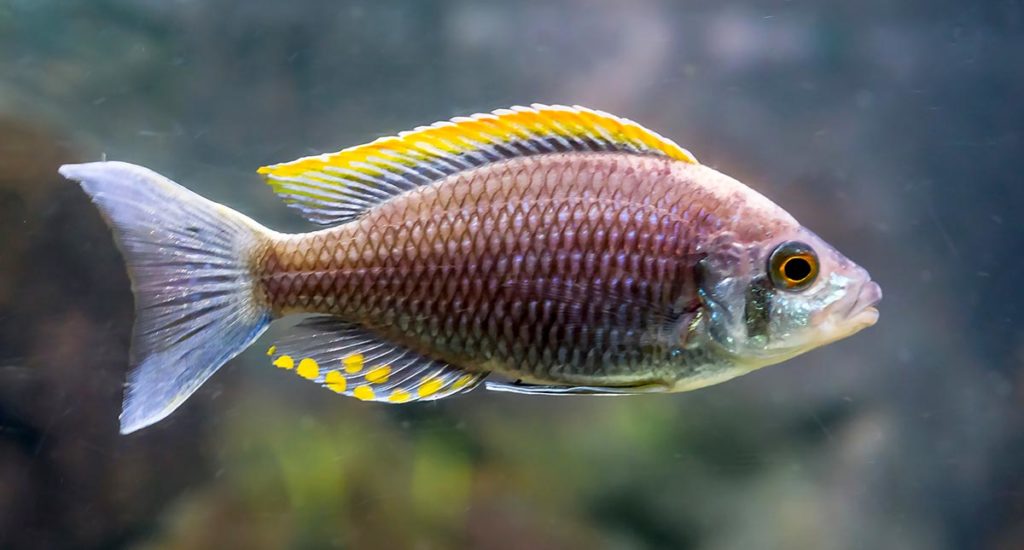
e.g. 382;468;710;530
59;162;272;434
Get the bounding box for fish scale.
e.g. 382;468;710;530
256;153;708;384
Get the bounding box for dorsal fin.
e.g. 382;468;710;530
258;104;699;225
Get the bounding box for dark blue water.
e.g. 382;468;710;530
1;1;1022;548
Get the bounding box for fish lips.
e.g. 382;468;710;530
845;280;882;328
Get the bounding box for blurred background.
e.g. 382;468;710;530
1;0;1022;548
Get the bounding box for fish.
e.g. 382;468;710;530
59;104;881;434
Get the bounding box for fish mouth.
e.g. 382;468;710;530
843;280;882;328
811;279;882;346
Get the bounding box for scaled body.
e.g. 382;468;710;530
260;153;788;387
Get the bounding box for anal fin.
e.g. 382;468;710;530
267;317;484;403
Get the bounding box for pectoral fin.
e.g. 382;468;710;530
484;380;668;396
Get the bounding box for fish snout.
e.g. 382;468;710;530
844;279;882;328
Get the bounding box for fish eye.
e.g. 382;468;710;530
769;241;819;291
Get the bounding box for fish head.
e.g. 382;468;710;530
694;224;881;370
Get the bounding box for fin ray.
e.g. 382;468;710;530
60;162;272;434
485;380;668;396
269;317;485;403
259;104;699;225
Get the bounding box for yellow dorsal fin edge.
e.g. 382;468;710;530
257;104;698;179
256;104;698;225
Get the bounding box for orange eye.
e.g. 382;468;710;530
769;242;819;291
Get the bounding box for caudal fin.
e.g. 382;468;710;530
60;162;272;434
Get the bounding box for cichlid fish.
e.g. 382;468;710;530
60;104;881;434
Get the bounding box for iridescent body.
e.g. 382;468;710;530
60;104;881;434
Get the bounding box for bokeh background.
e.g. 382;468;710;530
1;1;1022;548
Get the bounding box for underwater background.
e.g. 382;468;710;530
1;1;1022;548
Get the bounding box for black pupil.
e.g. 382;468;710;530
784;257;812;282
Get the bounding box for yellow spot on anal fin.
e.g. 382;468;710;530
365;365;392;384
273;355;294;370
266;345;277;356
418;377;444;398
389;389;411;403
325;371;347;393
452;374;475;390
297;358;319;380
343;354;364;373
353;385;375;401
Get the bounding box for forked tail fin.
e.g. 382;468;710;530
60;162;272;434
